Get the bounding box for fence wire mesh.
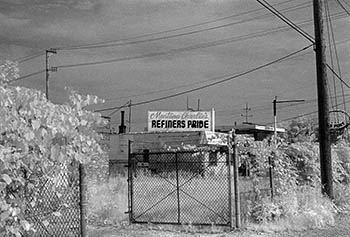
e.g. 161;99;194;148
24;162;81;237
129;150;231;226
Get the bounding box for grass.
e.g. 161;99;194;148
246;185;337;232
87;172;350;235
87;171;270;227
87;176;129;227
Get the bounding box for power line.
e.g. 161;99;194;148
9;69;46;83
55;14;344;70
256;0;350;95
325;0;339;111
256;0;314;43
55;11;346;69
13;52;45;63
336;0;350;16
94;44;313;113
341;0;350;9
58;2;311;51
56;0;302;50
107;101;130;117
326;64;350;89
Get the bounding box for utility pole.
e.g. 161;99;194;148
241;102;252;123
45;48;57;100
272;96;304;199
273;97;305;138
313;0;333;199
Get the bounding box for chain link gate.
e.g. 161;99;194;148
128;149;233;226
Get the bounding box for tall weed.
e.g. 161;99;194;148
248;186;337;232
87;176;128;226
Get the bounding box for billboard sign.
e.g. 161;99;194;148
148;111;214;132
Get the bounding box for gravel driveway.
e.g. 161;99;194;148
89;214;350;237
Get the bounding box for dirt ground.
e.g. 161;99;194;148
88;214;350;237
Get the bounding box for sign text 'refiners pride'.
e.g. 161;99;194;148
148;111;213;132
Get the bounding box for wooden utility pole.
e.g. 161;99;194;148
45;48;57;100
313;0;333;199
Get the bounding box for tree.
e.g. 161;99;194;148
0;61;107;236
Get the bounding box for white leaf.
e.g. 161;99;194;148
52;211;62;217
21;220;31;231
2;174;11;185
32;119;41;130
42;220;49;227
24;131;35;141
81;120;87;126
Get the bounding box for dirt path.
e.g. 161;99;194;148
89;214;350;237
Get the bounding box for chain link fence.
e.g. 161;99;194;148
128;149;274;227
24;162;82;236
129;150;232;226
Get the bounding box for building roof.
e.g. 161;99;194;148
216;123;285;134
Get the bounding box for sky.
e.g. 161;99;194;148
0;0;349;132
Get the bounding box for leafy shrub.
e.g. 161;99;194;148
0;61;106;236
247;186;336;231
333;183;350;213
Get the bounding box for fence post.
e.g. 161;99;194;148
230;129;241;229
175;152;181;224
127;140;133;224
79;163;88;237
268;155;274;200
227;131;234;229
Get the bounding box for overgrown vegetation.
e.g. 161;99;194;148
87;117;350;233
88;177;128;227
238;118;350;231
0;61;106;236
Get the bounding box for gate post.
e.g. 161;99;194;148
175;152;181;224
127;140;133;224
229;130;241;229
79;164;87;237
227;132;234;228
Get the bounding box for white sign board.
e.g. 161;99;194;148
201;131;228;146
148;111;214;132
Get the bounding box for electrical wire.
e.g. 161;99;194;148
56;0;302;50
326;64;350;89
336;0;350;16
94;44;313;113
55;13;345;70
256;0;314;43
258;0;350;97
13;52;45;63
95;36;350;105
55;11;346;70
57;2;311;51
9;69;45;83
341;0;350;9
326;0;346;111
107;101;131;117
325;0;339;113
256;0;350;96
